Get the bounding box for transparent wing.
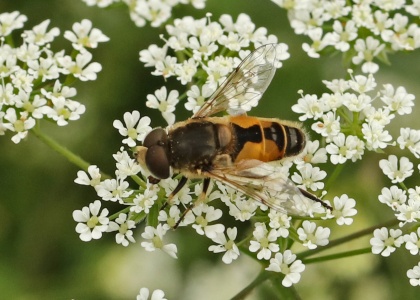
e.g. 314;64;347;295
205;159;318;216
192;44;278;118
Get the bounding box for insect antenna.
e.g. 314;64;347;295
298;188;333;211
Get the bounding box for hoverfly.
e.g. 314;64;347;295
136;44;331;223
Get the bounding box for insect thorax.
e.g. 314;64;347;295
168;120;232;173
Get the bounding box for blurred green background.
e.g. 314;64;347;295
1;0;420;299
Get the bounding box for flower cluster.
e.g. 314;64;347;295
369;225;420;286
81;0;206;27
0;12;108;143
139;13;289;124
271;0;420;73
72;16;362;289
291;69;420;285
370;152;420;286
292;70;415;163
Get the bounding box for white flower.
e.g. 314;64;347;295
64;19;109;51
158;205;178;226
329;194;357;225
348;73;377;93
189;34;219;60
407;263;420;287
10;69;35;93
327;20;357;52
249;222;280;260
404;228;420;255
23;19;60;46
218;31;249;51
352;37;385;73
397;128;420;158
265;250;305;287
46;97;86;126
73;200;109;242
0;11;27;36
135;0;172;28
41;80;77;102
185;84;215;113
191;204;225;239
208;227;240;264
204;56;234;88
161;204;195;228
343;93;372;112
297;220;330;249
395;199;420;226
27;56;60;81
370;228;403;257
226;197;259;222
379;155;414;183
378;186;407;210
296;140;328;164
152;55;177;78
216;182;259;221
113;110;152;146
74;165;102;187
15;93;49;119
107;213;136;247
96;177;133;202
141;224;177;258
291;163;326;191
326;133;362;164
161;178;192;206
362;121;392;151
381;84;415;115
363;107;394;127
320;92;344;111
146;86;179;125
311;111;341;141
292;94;325;121
175;58;197;85
302;28;329;58
114;148;142;177
2;108;35;143
130;187;158;214
58;51;102;81
139;44;167;67
137;287;167;300
268;209;291;238
323;78;350;93
409;187;420;202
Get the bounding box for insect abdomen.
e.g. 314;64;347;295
229;116;306;163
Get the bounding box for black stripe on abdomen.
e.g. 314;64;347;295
263;122;285;153
231;123;262;159
285;126;306;156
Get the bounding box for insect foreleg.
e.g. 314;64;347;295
173;178;211;229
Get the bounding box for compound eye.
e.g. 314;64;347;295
143;128;167;148
145;145;170;179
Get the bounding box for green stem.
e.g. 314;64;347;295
131;174;147;189
324;163;345;191
270;275;302;300
230;270;270;300
303;247;371;264
31;125;111;179
298;218;399;259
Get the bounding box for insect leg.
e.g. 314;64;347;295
173;178;211;229
198;177;211;201
299;188;333;211
160;176;188;211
